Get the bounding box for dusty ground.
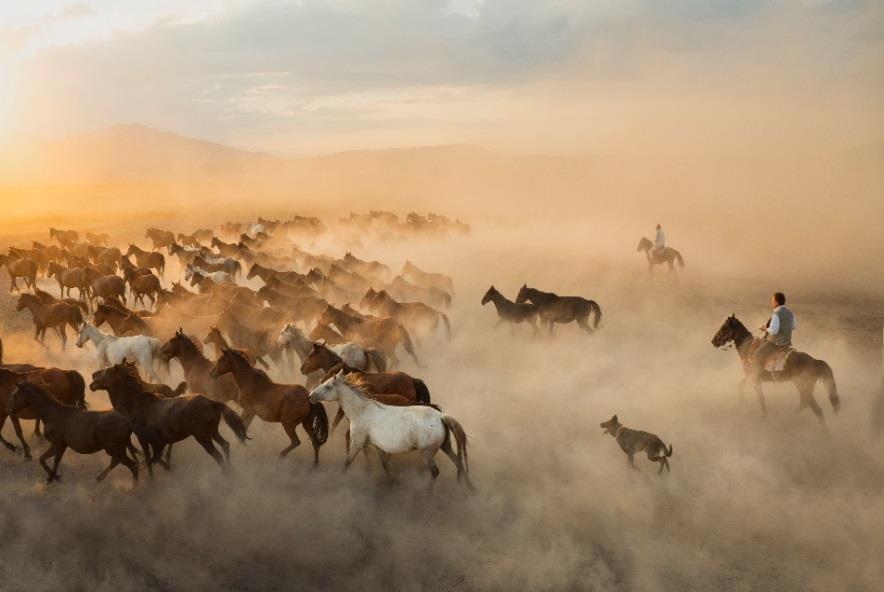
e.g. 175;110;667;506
0;221;882;592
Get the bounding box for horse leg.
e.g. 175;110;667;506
9;416;31;458
212;432;231;463
47;443;67;482
38;443;59;481
376;449;393;483
420;448;440;491
33;418;42;439
753;380;768;419
96;457;120;482
627;453;639;471
194;433;227;473
0;414;20;453
240;408;256;430
118;450;139;485
577;315;593;335
344;433;367;472
301;418;322;467
279;421;301;458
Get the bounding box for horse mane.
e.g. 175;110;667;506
227;348;273;383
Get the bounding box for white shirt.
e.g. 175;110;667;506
654;229;665;247
768;305;796;335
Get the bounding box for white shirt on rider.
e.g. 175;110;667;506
768;305;796;335
654;228;665;248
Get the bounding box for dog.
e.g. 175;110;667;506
600;415;673;474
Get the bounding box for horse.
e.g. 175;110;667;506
361;288;451;340
49;227;79;248
186;265;235;287
481;286;539;337
76;323;163;382
309;322;346;345
216;311;283;366
277;324;386;384
126;244;165;277
0;255;39;292
636;237;685;278
402;261;454;295
385;275;451;309
309;370;472;489
515;285;602;335
85;232;110;246
90;363;248;473
16;293;84;348
320;304;421;367
168;242;205;267
341;252;390;282
711;315;840;425
160;330;240;404
247;262;307;286
193;255;241;280
145;228;176;252
90;273;127;304
6;381;142;485
204;326;271;370
210;348;329;465
47;262;98;301
93;303;153;337
0;367;87;457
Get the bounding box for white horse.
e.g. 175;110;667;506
309;370;473;489
185;265;235;286
76;322;163;382
277;323;386;379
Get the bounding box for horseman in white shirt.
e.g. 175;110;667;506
752;291;797;373
651;224;665;259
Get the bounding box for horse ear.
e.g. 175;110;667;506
612;414;618;423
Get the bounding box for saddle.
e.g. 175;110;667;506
745;339;794;373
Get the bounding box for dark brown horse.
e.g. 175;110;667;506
299;342;430;432
515;285;601;335
637;237;685;278
6;382;141;485
0;367;87;457
711;315;840;425
93;303;153;337
210;348;328;465
160;330;240;404
126;244;165;277
90;362;248;473
123;267;162;307
481;285;539;337
320;304;421;367
16;293;84;348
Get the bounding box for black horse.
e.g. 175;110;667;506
711;315;840;425
515;285;601;335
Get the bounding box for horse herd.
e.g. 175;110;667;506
0;216;842;488
0;219;471;488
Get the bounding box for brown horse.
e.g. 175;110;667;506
515;285;602;335
6;382;141;485
123;267;162;307
145;228;176;252
204;326;272;369
299;341;431;432
0;367;87;457
711;315;840;425
320;304;421;367
126;245;165;277
210;348;328;465
160;330;241;404
85;232;110;246
402;260;454;295
481;285;539;337
48;262;99;301
341;252;390;281
309;323;345;345
0;255;38;292
637;237;685;278
90;273;127;303
93;303;153;337
90;362;248;473
385;275;451;309
361;288;451;340
49;227;79;248
16;293;84;348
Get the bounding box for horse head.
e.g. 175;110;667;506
481;285;496;305
515;284;530;304
711;315;741;348
637;237;651;252
308;369;345;404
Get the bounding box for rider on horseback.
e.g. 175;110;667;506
751;292;796;374
651;224;665;259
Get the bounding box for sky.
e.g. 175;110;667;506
1;0;882;156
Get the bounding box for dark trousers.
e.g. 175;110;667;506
752;340;783;366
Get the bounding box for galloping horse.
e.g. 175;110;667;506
76;323;163;382
160;330;240;404
481;286;539;337
309;371;473;489
711;315;840;425
320;304;421;367
16;293;84;348
636;237;685;278
515;285;601;335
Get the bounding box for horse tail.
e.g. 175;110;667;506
413;379;431;405
674;250;685;268
442;415;475;490
399;325;422;367
815;360;840;413
216;402;250;443
589;300;602;329
428;403;443;412
309;401;329;446
68;370;88;409
665;443;673;457
367;349;387;372
440;311;453;340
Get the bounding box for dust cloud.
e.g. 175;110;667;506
0;213;882;592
